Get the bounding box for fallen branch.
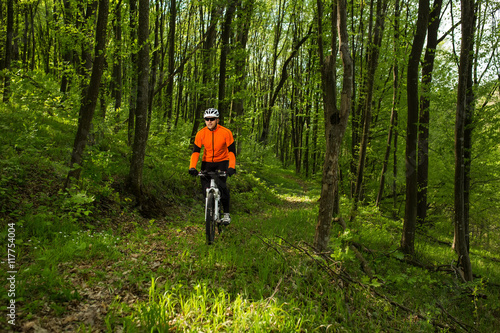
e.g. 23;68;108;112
265;277;283;306
437;302;478;332
243;227;288;263
350;244;374;279
281;237;456;331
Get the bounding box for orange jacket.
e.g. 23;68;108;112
190;125;236;169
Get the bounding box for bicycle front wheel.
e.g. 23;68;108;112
205;192;216;245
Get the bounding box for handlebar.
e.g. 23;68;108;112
198;171;227;178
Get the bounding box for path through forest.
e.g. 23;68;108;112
19;175;317;332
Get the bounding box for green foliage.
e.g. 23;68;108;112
1;70;500;332
129;281;311;332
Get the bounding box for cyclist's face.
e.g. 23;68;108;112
205;117;218;130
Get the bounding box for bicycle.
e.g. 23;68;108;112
198;171;227;245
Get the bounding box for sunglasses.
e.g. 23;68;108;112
204;118;217;122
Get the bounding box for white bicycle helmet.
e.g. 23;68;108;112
204;108;219;118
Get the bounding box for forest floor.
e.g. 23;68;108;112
4;167;500;332
5;173;322;332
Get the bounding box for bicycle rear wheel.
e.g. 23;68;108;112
205;192;216;245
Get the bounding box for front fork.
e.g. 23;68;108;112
205;179;221;222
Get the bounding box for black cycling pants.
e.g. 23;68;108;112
201;160;230;213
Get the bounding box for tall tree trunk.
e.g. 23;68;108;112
352;0;388;213
64;0;109;189
314;0;352;252
463;51;475;252
29;5;35;71
401;0;429;255
259;0;285;144
218;0;237;123
77;0;98;90
128;0;138;145
189;7;219;141
463;64;473;253
129;0;150;198
454;0;475;282
376;0;400;208
349;0;366;198
233;0;254;155
60;0;74;93
111;0;123;110
303;52;313;177
2;0;14;102
147;0;160;133
164;0;176;127
417;0;443;224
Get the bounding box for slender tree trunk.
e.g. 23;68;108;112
165;0;176;127
2;0;14;102
77;0;98;90
352;0;388;213
64;0;109;189
111;0;123;110
401;0;429;255
314;0;352;252
376;0;401;208
128;0;138;145
417;0;443;224
233;0;254;155
189;7;219;141
147;0;160;134
376;75;398;207
259;0;285;144
129;0;150;198
29;5;35;71
454;0;475;282
350;1;366;198
60;0;74;93
259;27;312;143
463;56;474;252
218;0;237;122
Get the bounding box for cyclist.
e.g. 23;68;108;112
189;108;236;225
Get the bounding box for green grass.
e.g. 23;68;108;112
1;72;500;332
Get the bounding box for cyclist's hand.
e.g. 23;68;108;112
189;168;198;176
227;168;236;177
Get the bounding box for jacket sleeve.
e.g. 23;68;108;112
189;150;200;169
227;132;236;169
189;133;203;169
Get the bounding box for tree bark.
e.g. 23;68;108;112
417;0;443;224
401;0;429;255
259;0;285;144
376;0;400;208
2;0;14;102
164;0;176;127
128;0;150;198
314;0;352;252
147;0;160;133
218;0;237;123
233;0;254;154
110;0;123;110
128;0;138;145
60;0;74;93
189;6;220;141
352;0;388;213
454;0;475;282
64;0;109;189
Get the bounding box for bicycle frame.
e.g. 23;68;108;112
198;171;226;244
